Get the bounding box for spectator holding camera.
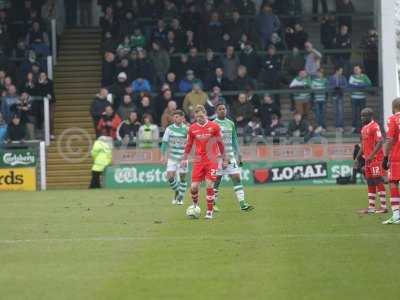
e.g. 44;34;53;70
97;105;122;139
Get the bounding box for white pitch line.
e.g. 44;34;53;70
0;233;400;244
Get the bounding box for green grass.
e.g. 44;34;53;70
0;186;398;300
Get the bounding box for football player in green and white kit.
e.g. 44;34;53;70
214;103;253;211
161;110;188;205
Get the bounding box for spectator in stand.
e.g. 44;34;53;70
165;30;178;54
179;69;196;93
119;10;137;38
243;116;264;144
16;92;35;139
1;84;19;123
183;80;208;117
258;93;281;132
116;58;133;82
261;45;282;106
130;27;146;49
348;65;372;133
138;94;156;120
286;23;309;50
100;6;116;35
26;21;50;56
313;0;328;17
117;94;136;120
282;47;305;83
233;65;255;91
311;68;328;132
155;88;174;123
109;72;130;109
165;72;179;94
320;15;337;63
205;11;224;52
336;0;355;32
161;100;178;129
20;72;37;96
224;10;246;47
172;53;190;81
187;47;202;78
202;48;222;83
333;24;352;72
149;40;170;86
163;0;178;19
265;114;286;143
255;3;281;50
205;86;227;120
305;41;322;77
101;31;116;53
136;49;155;83
117;36;132;54
0;111;6;143
183;30;199;53
287;112;314;143
237;0;256;15
328;66;348;133
169;17;184;48
290;70;312;118
90;88;112;136
117;110;141;145
138;113;159;148
5;114;26;143
207;67;230;91
360;29;379;86
231;92;254;129
97;105;122;140
267;33;286;51
239;42;260;80
221;45;240;82
132;77;151;93
102;52;116;87
152;19;168;44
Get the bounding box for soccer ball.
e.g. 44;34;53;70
186;205;201;219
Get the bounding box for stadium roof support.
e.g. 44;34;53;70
379;0;400;123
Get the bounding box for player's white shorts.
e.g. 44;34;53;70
216;158;241;176
166;159;188;174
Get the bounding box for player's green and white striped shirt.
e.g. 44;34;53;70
215;117;240;159
161;124;188;162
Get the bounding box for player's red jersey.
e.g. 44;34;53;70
387;112;400;180
361;120;383;161
184;120;224;163
361;120;384;179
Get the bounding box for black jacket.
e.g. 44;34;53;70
90;97;110;120
6;123;26;141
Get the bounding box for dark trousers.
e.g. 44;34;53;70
351;98;366;131
90;171;102;188
313;0;328;14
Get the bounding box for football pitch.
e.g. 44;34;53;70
0;185;399;300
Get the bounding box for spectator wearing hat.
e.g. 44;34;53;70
109;72;130;109
97;105;122;140
179;70;196;93
132;77;151;93
183;81;208;116
5;114;27;143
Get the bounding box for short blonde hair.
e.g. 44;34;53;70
393;98;400;112
194;104;206;114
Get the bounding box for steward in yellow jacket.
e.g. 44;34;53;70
89;135;113;188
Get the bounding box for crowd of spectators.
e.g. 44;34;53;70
0;0;57;143
96;0;377;146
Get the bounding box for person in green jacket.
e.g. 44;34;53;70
89;134;113;189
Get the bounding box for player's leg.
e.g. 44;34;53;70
213;175;222;212
167;170;179;204
359;165;376;213
176;172;188;205
383;180;400;224
230;173;253;211
376;180;388;213
189;163;204;207
204;163;218;219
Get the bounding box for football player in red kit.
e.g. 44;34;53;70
383;98;400;224
354;108;387;214
181;105;228;219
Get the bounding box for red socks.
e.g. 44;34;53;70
376;183;387;209
367;185;376;209
191;188;199;205
206;188;214;212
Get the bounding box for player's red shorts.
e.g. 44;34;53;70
364;160;384;179
389;161;400;181
192;161;218;182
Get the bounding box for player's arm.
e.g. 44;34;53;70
366;128;384;162
160;128;170;162
383;118;396;170
353;145;363;169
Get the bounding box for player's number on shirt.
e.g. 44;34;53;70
372;166;380;176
